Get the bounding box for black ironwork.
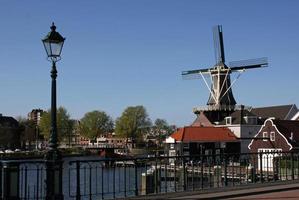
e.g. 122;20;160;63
1;151;299;199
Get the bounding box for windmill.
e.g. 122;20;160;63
182;25;268;122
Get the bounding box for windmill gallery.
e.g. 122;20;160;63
165;25;299;159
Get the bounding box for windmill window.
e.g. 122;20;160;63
226;117;232;125
270;132;275;141
263;132;268;141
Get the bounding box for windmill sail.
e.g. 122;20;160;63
213;25;225;64
182;68;210;79
229;57;268;71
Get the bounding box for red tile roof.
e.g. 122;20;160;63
170;126;238;142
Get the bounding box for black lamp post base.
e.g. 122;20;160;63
45;153;64;200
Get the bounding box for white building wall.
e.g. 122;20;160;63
218;125;261;153
240;125;261;153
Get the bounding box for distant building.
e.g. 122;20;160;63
28;109;44;125
165;126;239;159
217;109;262;153
0;114;21;149
175;104;299;155
292;112;299;121
250;104;298;120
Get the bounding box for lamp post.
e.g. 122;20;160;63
42;22;65;200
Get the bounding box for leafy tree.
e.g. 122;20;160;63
39;107;74;140
17;117;37;148
79;110;114;139
153;118;174;147
115;105;152;143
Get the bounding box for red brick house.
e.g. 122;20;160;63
248;118;299;153
248;118;299;171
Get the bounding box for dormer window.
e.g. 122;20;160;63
226;117;232;125
244;116;257;125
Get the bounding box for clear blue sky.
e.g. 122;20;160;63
0;1;298;126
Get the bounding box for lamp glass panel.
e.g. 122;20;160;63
50;42;63;57
43;41;52;57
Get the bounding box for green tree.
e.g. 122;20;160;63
39;107;74;140
115;105;152;143
17;116;37;148
153;118;174;147
79;110;114;139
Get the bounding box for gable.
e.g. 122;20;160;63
248;118;292;152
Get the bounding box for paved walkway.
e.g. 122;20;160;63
230;189;299;199
129;181;299;199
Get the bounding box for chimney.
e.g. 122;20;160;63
240;105;244;125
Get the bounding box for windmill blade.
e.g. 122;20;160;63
213;25;225;64
182;68;210;80
229;57;268;71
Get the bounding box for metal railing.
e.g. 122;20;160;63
1;151;299;199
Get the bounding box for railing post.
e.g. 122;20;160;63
0;162;2;198
154;154;158;194
2;162;20;200
224;154;228;187
200;155;204;189
183;156;186;191
291;152;294;180
259;151;263;183
134;159;138;196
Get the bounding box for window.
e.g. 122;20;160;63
270;131;275;141
169;150;176;156
226;117;232;125
170;143;174;149
263;132;268;141
183;143;189;149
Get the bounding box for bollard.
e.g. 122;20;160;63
2;162;20;200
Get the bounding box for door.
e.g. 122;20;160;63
258;148;282;171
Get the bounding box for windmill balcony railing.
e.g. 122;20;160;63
193;104;252;112
0;151;299;199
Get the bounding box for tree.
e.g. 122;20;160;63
17;116;37;148
153;118;174;136
79;110;114;139
39;107;74;140
115;105;152;143
153;118;174;148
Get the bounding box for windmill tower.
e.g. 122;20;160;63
182;25;268;123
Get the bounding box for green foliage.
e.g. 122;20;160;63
17;117;36;141
115;105;152;141
154;118;174;138
79;110;114;139
39;107;74;140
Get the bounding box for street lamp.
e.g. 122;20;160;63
42;22;65;157
42;22;65;200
